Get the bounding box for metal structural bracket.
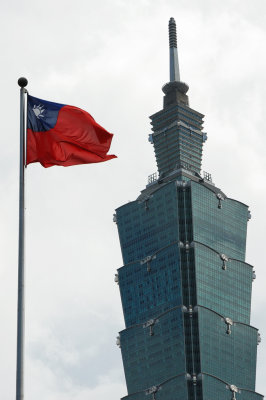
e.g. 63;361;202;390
257;332;261;345
216;192;224;209
182;305;188;313
226;384;240;400
202;132;208;142
220;253;229;270
192;374;197;386
185;241;190;253
116;335;121;348
179;241;193;253
148;134;154;144
143;305;186;336
138;194;153;210
143;319;157;336
145;385;161;399
188;305;193;318
224;317;234;334
140;254;157;272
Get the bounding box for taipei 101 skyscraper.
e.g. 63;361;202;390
114;18;263;400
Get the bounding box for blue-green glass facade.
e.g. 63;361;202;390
115;19;262;400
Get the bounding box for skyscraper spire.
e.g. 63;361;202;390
162;18;189;108
169;17;180;82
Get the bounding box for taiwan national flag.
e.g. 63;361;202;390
27;95;116;167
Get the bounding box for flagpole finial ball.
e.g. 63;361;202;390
18;77;28;88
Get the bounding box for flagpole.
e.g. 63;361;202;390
16;77;28;400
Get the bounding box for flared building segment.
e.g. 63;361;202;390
114;18;263;400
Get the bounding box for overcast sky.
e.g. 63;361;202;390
0;1;265;399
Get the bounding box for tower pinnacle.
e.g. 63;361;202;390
162;18;189;108
169;17;180;82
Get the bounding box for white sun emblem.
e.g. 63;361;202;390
33;104;45;119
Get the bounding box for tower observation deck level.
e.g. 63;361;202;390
114;18;263;400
